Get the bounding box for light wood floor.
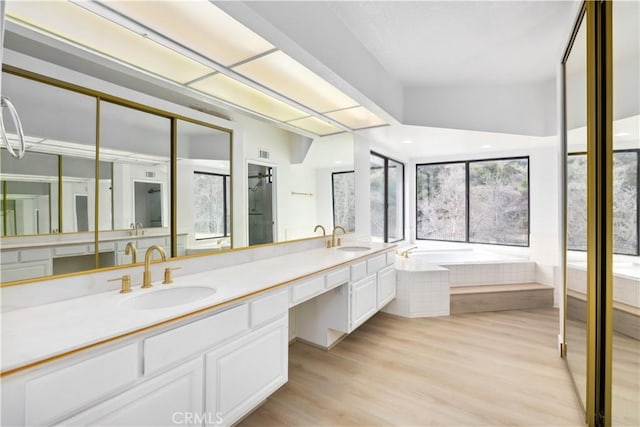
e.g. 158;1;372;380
240;308;585;427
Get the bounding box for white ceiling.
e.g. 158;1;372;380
326;1;578;86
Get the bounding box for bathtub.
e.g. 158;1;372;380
406;249;524;265
403;249;535;287
384;248;537;319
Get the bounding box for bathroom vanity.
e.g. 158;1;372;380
0;243;396;426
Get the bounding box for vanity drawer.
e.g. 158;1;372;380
144;304;249;375
25;344;138;426
366;254;387;275
289;275;325;306
250;289;288;328
19;247;51;262
0;250;18;264
53;245;91;257
350;261;367;283
325;267;349;289
386;251;396;266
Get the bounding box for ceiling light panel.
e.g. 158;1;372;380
190;74;309;122
287;116;342;136
101;1;274;67
6;1;212;84
325;106;386;129
234;51;359;113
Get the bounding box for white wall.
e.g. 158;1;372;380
404;80;557;137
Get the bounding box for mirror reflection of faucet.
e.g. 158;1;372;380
314;225;326;236
125;242;137;264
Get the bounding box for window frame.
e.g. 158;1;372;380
193;171;230;240
416;155;530;248
371;151;405;243
567;148;640;255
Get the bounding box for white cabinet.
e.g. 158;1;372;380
205;318;288;427
350;275;378;331
377;265;396;309
25;344;138;426
144;304;249;375
289;275;325;306
60;358;203;427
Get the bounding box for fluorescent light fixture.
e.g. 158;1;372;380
287;116;342;136
325;106;386;129
234;51;359;113
101;1;274;67
190;74;308;122
6;1;213;84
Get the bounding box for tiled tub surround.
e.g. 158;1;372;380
384;249;537;318
384;259;450;318
1;240;396;426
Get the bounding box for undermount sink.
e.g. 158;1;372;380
337;246;371;252
119;286;216;310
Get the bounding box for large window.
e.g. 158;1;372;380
193;172;230;239
416;156;530;247
371;152;404;243
332;171;355;232
567;150;639;255
415;162;466;241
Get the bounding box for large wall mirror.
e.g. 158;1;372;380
243;131;354;246
177;119;231;255
0;68;351;286
97;100;172;267
0;70;232;284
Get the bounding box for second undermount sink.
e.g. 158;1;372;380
119;286;216;310
337;246;371;252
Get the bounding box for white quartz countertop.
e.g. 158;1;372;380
1;243;395;374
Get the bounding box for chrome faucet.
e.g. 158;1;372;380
142;245;167;288
331;225;346;248
314;225;326;236
136;222;144;236
125;242;137;264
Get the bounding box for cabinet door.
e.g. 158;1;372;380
350;275;377;331
377;265;396;308
205;318;288;427
60;358;203;427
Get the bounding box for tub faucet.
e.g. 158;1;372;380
125;241;137;264
398;246;417;258
331;225;346;248
314;225;326;236
142;245;167;288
